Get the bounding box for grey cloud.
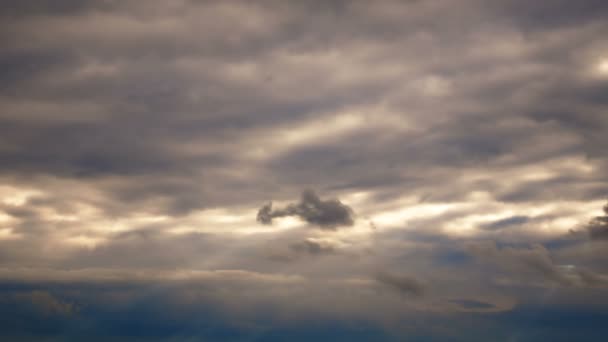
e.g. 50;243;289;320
374;271;424;297
0;2;608;338
467;242;570;285
0;0;109;18
257;190;355;229
0;0;606;220
489;0;608;30
576;268;608;287
466;242;608;288
257;202;274;225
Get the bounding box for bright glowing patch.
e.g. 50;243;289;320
0;228;22;240
272;216;303;229
281;113;364;145
372;203;460;227
0;186;43;206
443;212;515;236
47;213;79;222
201;209;250;224
598;59;608;75
0;212;14;223
243;111;367;161
86;214;170;234
341;191;372;206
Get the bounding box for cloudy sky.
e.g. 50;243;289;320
1;0;608;340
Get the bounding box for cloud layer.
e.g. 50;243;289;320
1;0;608;340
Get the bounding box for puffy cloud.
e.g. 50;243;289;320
257;190;355;229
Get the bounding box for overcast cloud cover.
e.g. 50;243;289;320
1;0;608;340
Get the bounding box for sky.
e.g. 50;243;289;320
1;0;608;341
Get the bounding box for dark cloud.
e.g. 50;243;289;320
257;190;355;229
257;202;274;225
587;202;608;240
374;271;424;297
